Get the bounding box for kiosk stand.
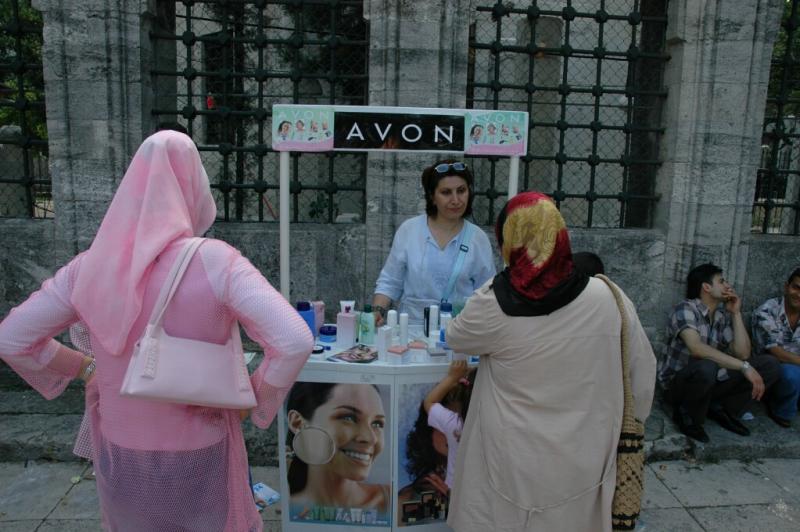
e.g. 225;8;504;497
272;105;528;530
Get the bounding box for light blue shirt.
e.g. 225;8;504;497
375;214;496;324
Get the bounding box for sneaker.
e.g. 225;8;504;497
707;409;750;436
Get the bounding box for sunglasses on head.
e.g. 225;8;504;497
433;162;467;174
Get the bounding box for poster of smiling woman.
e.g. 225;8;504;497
284;381;393;527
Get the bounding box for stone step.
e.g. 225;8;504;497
2;362;799;465
0;411;280;466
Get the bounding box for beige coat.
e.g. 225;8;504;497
446;277;656;532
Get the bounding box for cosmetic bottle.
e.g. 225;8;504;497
439;302;452;346
386;309;398;342
311;300;325;336
376;325;392;362
296;301;316;337
360;304;376;345
428;304;439;341
336;303;357;348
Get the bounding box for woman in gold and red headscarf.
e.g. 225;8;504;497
444;192;656;532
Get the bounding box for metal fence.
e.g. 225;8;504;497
0;0;51;219
753;0;800;235
467;0;668;227
150;0;369;223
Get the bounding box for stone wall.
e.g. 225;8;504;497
0;0;796;356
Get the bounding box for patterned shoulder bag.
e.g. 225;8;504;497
597;274;646;531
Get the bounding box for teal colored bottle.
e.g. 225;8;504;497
360;304;376;345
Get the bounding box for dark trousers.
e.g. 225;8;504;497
664;355;782;426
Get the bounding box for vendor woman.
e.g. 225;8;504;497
372;160;496;326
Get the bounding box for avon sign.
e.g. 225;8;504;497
333;112;464;151
272;104;528;156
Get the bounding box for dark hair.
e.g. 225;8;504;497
421;159;474;217
155;121;189;136
470;124;482;136
787;267;800;285
285;382;338;494
573;252;605;276
686;263;722;299
404;403;447;482
285;382;382;494
448;367;477;422
278;120;291;131
495;200;510;248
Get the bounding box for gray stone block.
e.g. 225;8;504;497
0;461;86;521
637;507;705;532
0;414;84;462
652;460;785;507
48;475;101;520
752;458;800;503
0;389;85;415
642;465;684;509
242;420;279;467
689;503;800;532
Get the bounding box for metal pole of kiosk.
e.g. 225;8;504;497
279;150;291;299
508;155;520;199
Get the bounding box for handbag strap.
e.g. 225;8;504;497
441;222;475;303
148;238;205;328
596;274;637;431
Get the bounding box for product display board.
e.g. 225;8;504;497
271;104;529;156
277;359;459;531
271;104;529;298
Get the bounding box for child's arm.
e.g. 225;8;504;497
424;360;469;413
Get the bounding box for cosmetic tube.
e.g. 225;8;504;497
428;305;439;339
311;301;325;335
399;312;409;345
376;325;392;362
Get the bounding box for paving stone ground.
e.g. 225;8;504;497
1;459;798;531
3;364;800;530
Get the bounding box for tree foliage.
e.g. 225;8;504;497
0;0;46;141
767;0;800;119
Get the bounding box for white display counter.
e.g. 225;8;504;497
277;356;459;531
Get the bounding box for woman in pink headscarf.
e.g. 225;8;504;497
0;130;314;531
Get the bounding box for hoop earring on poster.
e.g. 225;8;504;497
292;424;336;465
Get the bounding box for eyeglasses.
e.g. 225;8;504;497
433;162;467;174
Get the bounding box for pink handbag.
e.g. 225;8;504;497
120;238;257;409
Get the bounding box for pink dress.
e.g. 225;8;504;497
0;238;314;531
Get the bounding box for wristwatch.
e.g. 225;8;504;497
740;361;751;373
81;359;96;381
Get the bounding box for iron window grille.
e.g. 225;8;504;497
467;0;668;228
0;0;51;219
150;0;369;223
753;0;800;235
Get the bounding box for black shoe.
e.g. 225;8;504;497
707;409;751;436
766;406;791;429
673;409;710;443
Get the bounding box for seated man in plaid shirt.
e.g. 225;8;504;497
751;267;800;428
658;263;781;442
